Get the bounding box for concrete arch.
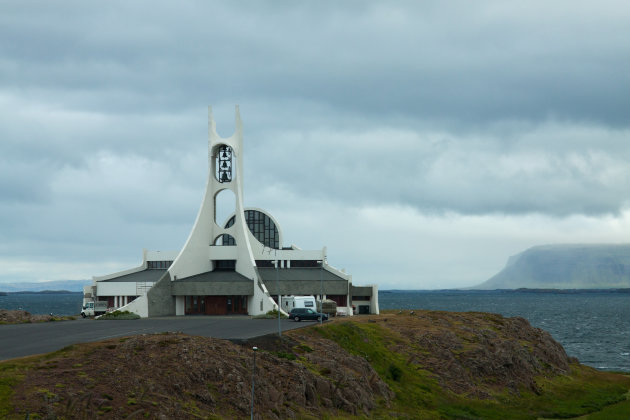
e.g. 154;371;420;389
213;188;236;227
213;233;236;246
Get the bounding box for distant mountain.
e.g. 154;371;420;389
475;244;630;289
5;290;82;295
0;280;91;293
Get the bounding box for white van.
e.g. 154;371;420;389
81;301;108;318
281;296;316;313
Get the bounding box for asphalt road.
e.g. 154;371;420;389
0;316;314;361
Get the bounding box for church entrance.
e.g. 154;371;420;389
184;295;248;315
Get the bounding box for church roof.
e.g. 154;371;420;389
99;269;167;283
174;270;251;283
258;267;347;282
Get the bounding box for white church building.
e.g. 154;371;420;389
83;106;379;317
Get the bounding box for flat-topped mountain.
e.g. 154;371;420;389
0;280;91;293
476;244;630;289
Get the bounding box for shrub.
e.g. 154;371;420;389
97;310;140;320
388;364;403;382
294;344;313;353
275;351;297;361
253;309;288;319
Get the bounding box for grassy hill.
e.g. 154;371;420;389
2;311;630;419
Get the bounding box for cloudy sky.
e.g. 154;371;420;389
2;1;630;289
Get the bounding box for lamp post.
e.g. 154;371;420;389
250;346;258;420
320;255;324;326
276;257;281;337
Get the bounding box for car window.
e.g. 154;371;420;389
306;309;315;314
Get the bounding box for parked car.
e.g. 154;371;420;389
289;307;329;322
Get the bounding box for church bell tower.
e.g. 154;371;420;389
166;105;277;315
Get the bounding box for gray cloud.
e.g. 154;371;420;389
2;1;630;286
246;122;630;216
2;1;629;124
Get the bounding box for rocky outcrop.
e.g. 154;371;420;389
11;332;392;419
0;309;74;324
379;311;571;397
8;311;614;419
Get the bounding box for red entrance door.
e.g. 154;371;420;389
205;296;227;315
186;296;249;315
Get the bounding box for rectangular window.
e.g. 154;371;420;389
147;260;172;269
216;260;236;270
255;260;274;268
290;260;319;268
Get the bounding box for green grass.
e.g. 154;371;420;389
275;351;297;361
252;309;288;319
316;321;441;415
313;321;630;420
583;397;630;419
0;343;89;419
97;310;140;320
0;365;20;418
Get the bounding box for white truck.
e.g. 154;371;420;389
81;301;108;318
281;295;316;313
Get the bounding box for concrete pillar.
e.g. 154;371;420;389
175;296;185;316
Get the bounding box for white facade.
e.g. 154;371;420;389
86;107;379;317
83;249;178;311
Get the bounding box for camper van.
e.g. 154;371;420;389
281;296;316;313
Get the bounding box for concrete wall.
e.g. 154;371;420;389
147;271;175;317
97;282;138;296
351;285;374;296
175;296;185;316
266;280;349;296
171;281;253;296
370;284;380;315
121;295;149;318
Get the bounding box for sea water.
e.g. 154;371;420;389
1;290;627;372
380;290;630;372
0;293;83;317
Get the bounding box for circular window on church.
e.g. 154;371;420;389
224;210;279;249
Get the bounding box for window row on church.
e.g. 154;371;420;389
254;260;321;268
147;261;172;269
